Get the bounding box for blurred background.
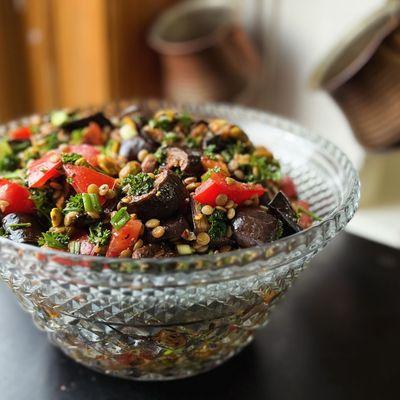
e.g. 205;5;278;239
0;0;399;248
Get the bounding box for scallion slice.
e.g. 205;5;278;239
111;207;130;230
82;193;102;213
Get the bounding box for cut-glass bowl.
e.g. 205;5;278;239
0;100;360;380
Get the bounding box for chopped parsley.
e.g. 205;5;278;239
63;194;84;214
122;172;154;196
61;152;82;164
162;132;178;145
88;222;111;247
0;140;19;171
208;209;228;240
177;112;192;130
185;135;202;149
151;115;174;131
247;155;281;183
202;167;221;182
38;231;69;249
203;144;217;160
221;140;247;162
30;188;53;223
0;153;19;171
43;132;61;151
154;146;167;164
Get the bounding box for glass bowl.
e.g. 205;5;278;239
0;100;360;380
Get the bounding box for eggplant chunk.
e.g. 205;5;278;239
119;135;157;161
146;215;189;243
121;170;188;220
166;147;203;176
268;191;301;235
62;112;113;131
2;213;42;244
232;207;282;248
132;243;176;259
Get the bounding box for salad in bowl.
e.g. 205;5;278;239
0;100;359;380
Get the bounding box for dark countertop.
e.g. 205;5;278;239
1;232;399;400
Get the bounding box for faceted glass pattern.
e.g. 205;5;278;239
0;101;360;380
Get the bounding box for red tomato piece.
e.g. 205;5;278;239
63;164;116;194
27;151;62;188
194;173;265;206
0;179;35;214
83;122;104;145
9;126;32;141
292;200;313;229
280;176;297;199
62;144;100;167
106;218;143;258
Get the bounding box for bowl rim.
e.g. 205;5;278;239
0;100;360;273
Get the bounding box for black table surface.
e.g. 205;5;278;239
1;232;399;400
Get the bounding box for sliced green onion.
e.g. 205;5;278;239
120;124;137;140
68;241;81;254
0;139;13;158
82;193;102;213
111;207;130;230
8;222;32;230
176;244;193;255
50;110;69;127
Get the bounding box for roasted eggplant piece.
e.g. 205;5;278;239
2;213;42;244
119;135;157;161
268;191;301;235
232;207;282;248
121;170;188;220
145;215;189;243
62;112;113;132
132;243;176;259
166;147;203;176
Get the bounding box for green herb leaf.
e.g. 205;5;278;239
201;167;221;182
38;231;69;249
43;132;61;151
154;146;167;164
110;207;130;230
208;209;228;240
177;112;192;130
162;132;178;145
88;222;111;246
63;194;84;214
30;188;53;223
203;144;217;160
122;172;154;196
185;136;201;149
247;155;281;183
61;152;82;164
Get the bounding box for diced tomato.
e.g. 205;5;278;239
194;173;265;206
280;176;297;199
106;218;142;257
292;200;313;229
9;126;32;141
0;179;35;214
27;151;62;188
201;156;229;175
83;122;104;145
61;144;100;167
63;164;116;195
